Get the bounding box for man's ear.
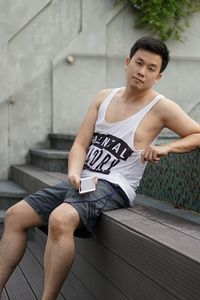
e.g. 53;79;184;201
125;57;130;68
157;72;162;81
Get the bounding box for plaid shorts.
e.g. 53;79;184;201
24;179;129;238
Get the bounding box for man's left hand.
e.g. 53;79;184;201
141;145;171;163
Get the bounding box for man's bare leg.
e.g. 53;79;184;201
0;200;44;295
42;203;81;300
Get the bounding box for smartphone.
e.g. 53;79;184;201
79;177;96;194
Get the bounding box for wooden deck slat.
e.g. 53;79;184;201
31;230;96;300
129;202;200;240
62;268;98;300
5;265;36;300
1;289;9;300
105;208;200;260
76;238;177;300
20;242;66;300
19;248;44;299
60;273;85;300
72;252;128;300
95;213;200;300
27;239;73;299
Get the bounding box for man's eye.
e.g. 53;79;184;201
149;68;154;72
136;61;142;65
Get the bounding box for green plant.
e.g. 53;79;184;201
115;0;200;41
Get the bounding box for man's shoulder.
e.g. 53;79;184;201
94;88;114;107
96;88;113;98
155;96;178;110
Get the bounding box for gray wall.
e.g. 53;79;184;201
0;0;200;179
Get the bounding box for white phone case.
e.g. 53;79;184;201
79;177;96;194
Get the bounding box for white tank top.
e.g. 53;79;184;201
81;88;164;205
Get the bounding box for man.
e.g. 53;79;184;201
0;36;200;300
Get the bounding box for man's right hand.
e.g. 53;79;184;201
68;174;81;189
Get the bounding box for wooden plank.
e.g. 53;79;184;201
33;229;125;299
28;239;79;299
63;270;98;300
129;202;200;240
135;193;200;226
1;289;9;300
22;242;65;300
76;238;177;300
30;231;96;299
104;208;200;261
71;252;128;300
27;239;45;265
61;272;92;300
31;209;200;300
31;227;47;252
5;265;36;300
18;248;44;299
94;214;200;300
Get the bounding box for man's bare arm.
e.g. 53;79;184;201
141;99;200;163
67;89;112;188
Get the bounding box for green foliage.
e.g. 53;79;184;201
115;0;200;41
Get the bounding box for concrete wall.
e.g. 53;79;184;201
0;0;200;179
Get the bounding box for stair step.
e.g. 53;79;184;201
0;210;5;223
0;180;28;210
30;148;69;173
49;133;75;150
11;165;67;193
0;210;5;237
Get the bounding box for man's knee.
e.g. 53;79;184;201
4;200;43;230
49;204;80;238
4;203;24;229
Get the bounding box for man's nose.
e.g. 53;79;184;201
137;66;145;77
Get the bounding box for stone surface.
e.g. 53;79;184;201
0;0;200;179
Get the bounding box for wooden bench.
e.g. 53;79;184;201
32;193;200;300
10;160;200;300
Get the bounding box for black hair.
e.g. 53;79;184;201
129;36;170;72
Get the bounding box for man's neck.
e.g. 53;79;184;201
122;86;156;104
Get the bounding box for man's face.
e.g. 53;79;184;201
125;49;162;90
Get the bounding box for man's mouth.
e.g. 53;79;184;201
132;76;144;83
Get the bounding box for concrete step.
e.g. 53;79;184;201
0;209;5;233
0;180;28;210
0;210;5;222
0;180;28;237
29;148;69;173
48;133;75;151
0;210;5;237
11;164;67;193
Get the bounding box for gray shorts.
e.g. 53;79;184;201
24;179;129;238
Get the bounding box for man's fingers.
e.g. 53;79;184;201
152;151;160;162
141;148;160;163
94;176;99;186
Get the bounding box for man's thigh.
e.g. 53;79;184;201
5;200;44;229
64;179;129;237
24;181;73;226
